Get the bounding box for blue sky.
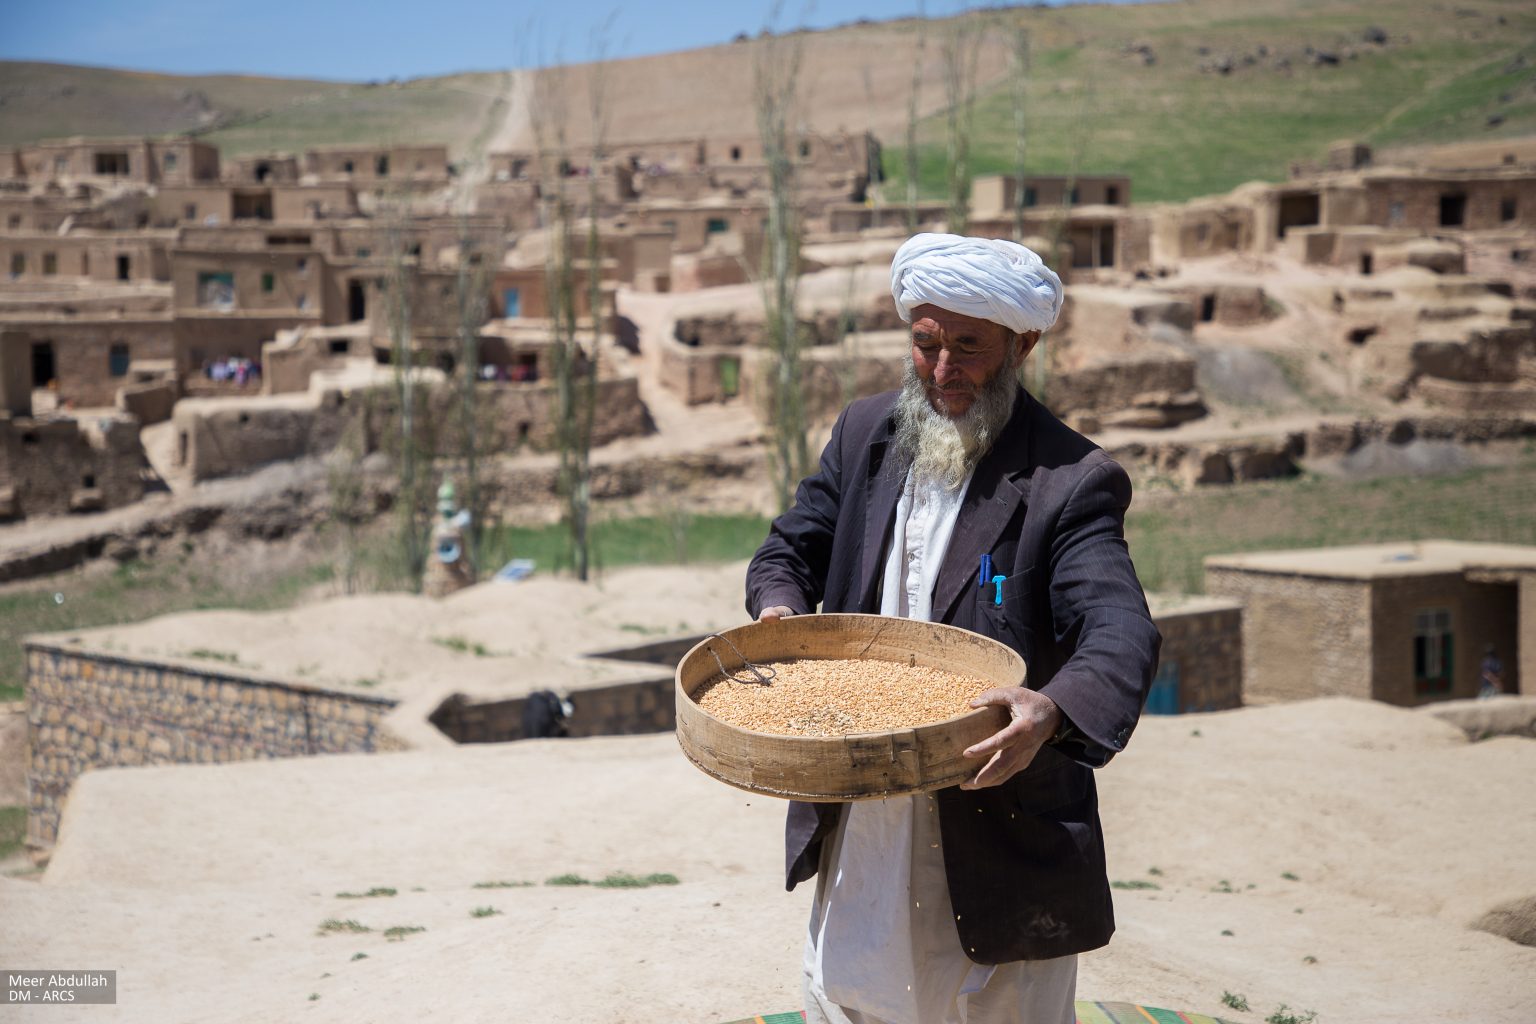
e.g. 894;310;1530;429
4;1;1101;81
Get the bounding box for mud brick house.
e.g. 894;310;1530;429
1206;541;1535;706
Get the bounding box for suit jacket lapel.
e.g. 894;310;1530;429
858;416;906;611
932;390;1034;623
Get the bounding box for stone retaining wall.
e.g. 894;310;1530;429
24;641;403;856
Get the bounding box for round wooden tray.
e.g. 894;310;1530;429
675;613;1024;801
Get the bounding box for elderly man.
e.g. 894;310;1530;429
745;233;1161;1024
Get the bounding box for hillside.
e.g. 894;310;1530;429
0;62;507;160
1;0;1534;199
899;0;1536;201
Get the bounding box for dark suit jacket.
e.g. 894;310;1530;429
745;387;1161;963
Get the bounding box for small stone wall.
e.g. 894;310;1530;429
24;641;403;856
429;677;676;743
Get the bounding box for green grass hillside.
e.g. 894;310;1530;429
888;0;1536;203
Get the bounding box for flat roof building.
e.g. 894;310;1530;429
1206;541;1535;707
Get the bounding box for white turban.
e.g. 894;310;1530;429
890;233;1063;334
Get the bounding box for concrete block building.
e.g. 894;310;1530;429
1206;541;1535;707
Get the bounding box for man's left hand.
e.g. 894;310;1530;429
960;687;1063;790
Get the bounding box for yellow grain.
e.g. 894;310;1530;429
692;657;989;736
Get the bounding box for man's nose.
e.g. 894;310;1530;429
933;350;957;384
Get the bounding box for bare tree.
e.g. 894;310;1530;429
1007;23;1031;242
905;0;927;231
940;10;984;234
1035;79;1099;403
754;11;811;513
529;21;613;582
452;216;497;579
381;199;441;591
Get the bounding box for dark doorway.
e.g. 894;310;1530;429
1200;295;1216;322
94;151;129;176
1360;252;1374;275
348;281;367;322
1098;224;1116;267
1439;193;1467;227
116;255;131;281
31;341;55;387
1277;192;1321;237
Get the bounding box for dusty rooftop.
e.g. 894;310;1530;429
3;696;1532;1022
31;561;752;705
1204;540;1536;580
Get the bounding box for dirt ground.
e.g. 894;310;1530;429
1;679;1531;1023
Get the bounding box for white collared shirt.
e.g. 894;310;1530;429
806;465;994;1024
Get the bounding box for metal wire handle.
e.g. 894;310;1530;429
704;632;777;686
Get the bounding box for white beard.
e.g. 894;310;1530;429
892;357;1020;492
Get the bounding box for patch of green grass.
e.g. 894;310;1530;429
335;887;396;899
544;873;592;887
1266;1006;1317;1024
1221;992;1251;1012
473;879;535;889
1147;866;1164;876
1111;879;1161;890
316;918;371;935
1127;460;1536;595
383;925;426;942
0;553;334;703
0;806;25;860
469;905;502;918
593;872;681;889
1282;871;1301;881
350;952;368;961
1212;880;1237;894
184;648;240;664
432;635;491;657
475;513;772;578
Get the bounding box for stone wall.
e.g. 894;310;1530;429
174;375;654;482
1152;601;1244;712
1047;348;1206;431
429;677;676;744
1205;567;1374;703
0;414;144;520
24;641;404;855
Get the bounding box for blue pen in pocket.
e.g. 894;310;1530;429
978;553;992;589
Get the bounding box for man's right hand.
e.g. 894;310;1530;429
758;606;797;623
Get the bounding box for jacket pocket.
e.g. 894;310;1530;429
977;567;1035;666
1009;750;1088;815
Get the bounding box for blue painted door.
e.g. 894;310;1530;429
1146;661;1181;715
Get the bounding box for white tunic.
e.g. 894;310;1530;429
802;467;1077;1024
